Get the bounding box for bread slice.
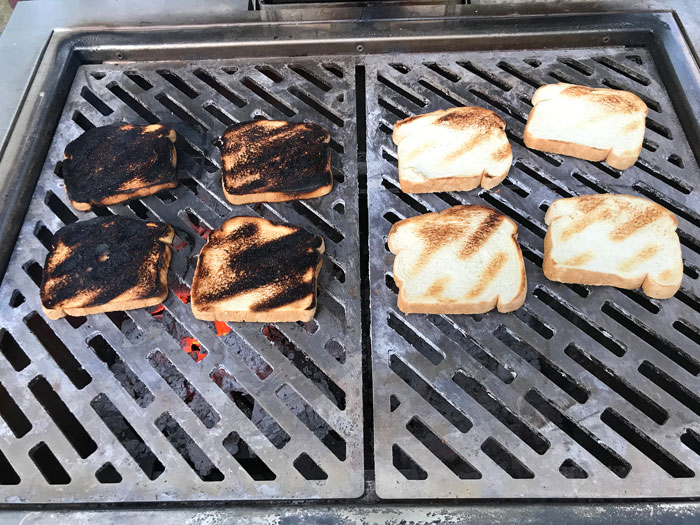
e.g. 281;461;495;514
40;216;174;319
543;194;682;298
191;216;324;322
388;205;526;314
219;121;333;205
392;107;513;193
63;123;178;211
523;83;648;170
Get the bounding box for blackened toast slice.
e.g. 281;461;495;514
219;121;333;204
40;216;175;319
191;216;324;322
63;123;178;211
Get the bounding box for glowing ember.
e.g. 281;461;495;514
173;239;187;251
149;303;165;319
215;320;232;337
174;284;191;304
180;336;206;362
195;224;211;240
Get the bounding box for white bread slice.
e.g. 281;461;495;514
388;205;527;314
523;83;648;170
191;216;324;323
392;107;513;193
543;194;682;299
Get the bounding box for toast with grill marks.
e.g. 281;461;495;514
388;205;527;314
524;83;648;170
544;194;682;299
220;121;333;205
63;123;178;211
392;107;513;193
191;216;324;322
40;216;174;319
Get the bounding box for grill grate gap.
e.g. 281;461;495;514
28;442;71;485
91;394;165;480
481;437;535;479
0;449;20;485
0;381;32;438
222;431;276;481
0;329;30;371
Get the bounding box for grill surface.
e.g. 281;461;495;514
367;48;700;498
0;58;363;502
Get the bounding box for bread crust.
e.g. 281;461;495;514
388;205;527;315
543;194;682;299
222;182;332;205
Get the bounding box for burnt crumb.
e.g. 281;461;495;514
62;123;177;205
194;218;322;313
41;216;173;310
220;121;332;197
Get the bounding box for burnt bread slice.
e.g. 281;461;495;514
40;216;175;319
191;216;324;322
219;121;333;204
63;123;178;211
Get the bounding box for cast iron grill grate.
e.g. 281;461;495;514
367;47;700;498
0;58;363;502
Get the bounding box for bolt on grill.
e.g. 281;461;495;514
0;57;363;502
367;47;700;498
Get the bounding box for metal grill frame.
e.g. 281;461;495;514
0;4;699;512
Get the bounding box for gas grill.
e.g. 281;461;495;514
0;0;699;521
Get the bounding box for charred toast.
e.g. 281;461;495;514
219;121;333;204
40;216;175;319
62;123;178;211
191;216;324;322
544;194;682;298
388;205;527;314
392;107;513;193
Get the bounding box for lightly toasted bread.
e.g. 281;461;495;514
392;107;513;193
191;216;324;323
219;121;333;205
63;123;178;211
523;83;648;170
543;194;682;299
40;216;175;319
388;205;527;314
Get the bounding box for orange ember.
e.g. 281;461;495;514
180;336;206;362
195;224;211;240
214;320;232;337
149;303;166;319
173;239;187;251
173;283;191;304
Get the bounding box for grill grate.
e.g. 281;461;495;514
0;58;363;502
366;47;700;498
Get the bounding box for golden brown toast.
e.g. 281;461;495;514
388;205;527;314
191;216;324;322
524;83;648;170
63;123;178;211
219;120;333;204
543;194;682;298
392;107;513;193
40;216;175;319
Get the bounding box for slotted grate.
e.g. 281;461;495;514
367;48;700;498
0;58;363;502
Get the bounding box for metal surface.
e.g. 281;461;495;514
368;47;700;498
0;57;363;502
